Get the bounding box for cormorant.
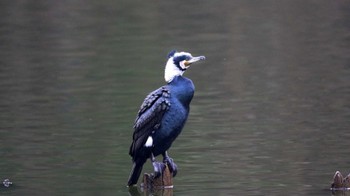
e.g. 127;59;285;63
127;50;205;186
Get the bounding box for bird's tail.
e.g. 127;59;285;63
127;162;144;186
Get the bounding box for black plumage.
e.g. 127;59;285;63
129;86;171;159
127;51;205;186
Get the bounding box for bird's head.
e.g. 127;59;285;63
164;50;205;83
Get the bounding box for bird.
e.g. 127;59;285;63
127;50;205;186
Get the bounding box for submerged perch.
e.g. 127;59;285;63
142;164;174;190
128;164;173;196
331;171;350;191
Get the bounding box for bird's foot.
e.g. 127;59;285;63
163;156;177;177
152;161;165;178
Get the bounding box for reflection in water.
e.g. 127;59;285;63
0;1;349;195
332;191;350;196
128;186;173;196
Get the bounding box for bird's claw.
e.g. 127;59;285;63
164;156;177;177
152;161;165;178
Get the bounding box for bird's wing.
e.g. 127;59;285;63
129;86;171;157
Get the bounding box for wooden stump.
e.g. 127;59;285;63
332;171;344;189
142;164;174;190
331;171;350;192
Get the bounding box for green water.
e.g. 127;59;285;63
0;1;349;195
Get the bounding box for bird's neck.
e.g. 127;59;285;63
168;76;195;107
164;63;184;83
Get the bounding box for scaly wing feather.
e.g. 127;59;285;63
129;86;171;157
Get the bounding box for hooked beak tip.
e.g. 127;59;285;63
184;55;206;67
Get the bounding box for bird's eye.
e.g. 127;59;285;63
173;55;186;64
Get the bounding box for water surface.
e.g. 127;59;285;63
0;1;349;195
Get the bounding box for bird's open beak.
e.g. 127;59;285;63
184;56;206;67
